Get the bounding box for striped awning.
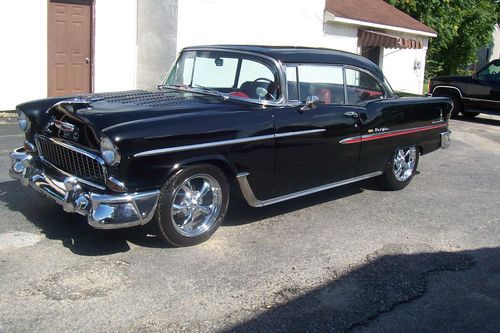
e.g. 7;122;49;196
358;29;423;49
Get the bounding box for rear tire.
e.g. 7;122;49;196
151;164;229;247
447;94;462;118
377;146;419;191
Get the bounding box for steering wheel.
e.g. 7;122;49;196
253;78;278;100
253;77;273;83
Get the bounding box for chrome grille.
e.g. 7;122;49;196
36;136;106;184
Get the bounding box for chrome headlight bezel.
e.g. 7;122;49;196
17;110;31;131
100;135;121;166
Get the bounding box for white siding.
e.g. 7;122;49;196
137;0;178;89
0;1;48;110
176;0;327;50
322;23;359;54
381;37;428;94
491;25;500;61
93;0;137;92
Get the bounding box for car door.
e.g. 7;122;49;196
465;60;500;112
272;65;361;197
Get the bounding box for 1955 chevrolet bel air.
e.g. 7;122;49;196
10;45;452;246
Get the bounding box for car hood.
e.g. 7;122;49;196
47;89;241;135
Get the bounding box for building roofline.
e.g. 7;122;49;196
324;12;437;38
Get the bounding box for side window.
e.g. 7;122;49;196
345;68;385;105
238;60;275;86
286;66;299;101
236;59;280;100
478;62;500;81
297;65;344;104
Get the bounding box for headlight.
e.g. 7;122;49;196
18;110;31;131
100;135;121;166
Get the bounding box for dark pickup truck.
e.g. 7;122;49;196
430;59;500;118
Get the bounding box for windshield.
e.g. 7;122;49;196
164;51;281;101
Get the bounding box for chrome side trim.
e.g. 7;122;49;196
339;136;362;145
135;134;274;157
339;123;448;145
134;129;326;157
462;97;500;104
237;171;383;207
275;129;326;138
432;85;463;98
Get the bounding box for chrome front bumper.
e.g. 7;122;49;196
9;147;160;229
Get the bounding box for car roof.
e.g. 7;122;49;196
181;44;385;80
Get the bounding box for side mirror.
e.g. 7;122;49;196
300;95;320;111
471;73;478;80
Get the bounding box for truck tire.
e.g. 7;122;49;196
447;94;462;118
461;111;479;119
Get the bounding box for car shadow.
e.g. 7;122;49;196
223;246;500;332
0;178;374;255
454;114;500;126
0;179;140;255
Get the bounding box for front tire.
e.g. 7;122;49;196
152;164;229;247
377;146;419;190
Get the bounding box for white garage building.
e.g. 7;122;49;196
0;0;436;111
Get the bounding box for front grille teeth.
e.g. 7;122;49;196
36;136;106;185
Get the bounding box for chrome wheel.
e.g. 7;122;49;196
170;174;222;237
393;147;417;182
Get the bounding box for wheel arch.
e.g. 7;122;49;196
432;86;465;116
161;154;238;185
432;85;463;98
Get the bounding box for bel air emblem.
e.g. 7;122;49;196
54;120;76;133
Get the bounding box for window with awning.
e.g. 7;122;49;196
358;29;423;49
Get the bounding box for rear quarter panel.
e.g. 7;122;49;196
357;97;452;175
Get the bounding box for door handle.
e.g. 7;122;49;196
85;57;90;64
344;111;359;118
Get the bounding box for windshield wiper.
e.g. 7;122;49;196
158;83;229;101
157;84;189;91
191;84;229;100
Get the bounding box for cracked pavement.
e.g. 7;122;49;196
0;115;499;332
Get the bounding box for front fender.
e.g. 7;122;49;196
120;152;239;192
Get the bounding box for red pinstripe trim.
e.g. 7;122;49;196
339;123;447;145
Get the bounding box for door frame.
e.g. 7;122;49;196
47;0;95;96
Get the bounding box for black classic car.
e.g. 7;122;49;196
10;45;452;246
430;59;500;118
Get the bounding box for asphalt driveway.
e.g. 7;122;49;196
0;115;499;332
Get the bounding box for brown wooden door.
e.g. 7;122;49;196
48;1;92;97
